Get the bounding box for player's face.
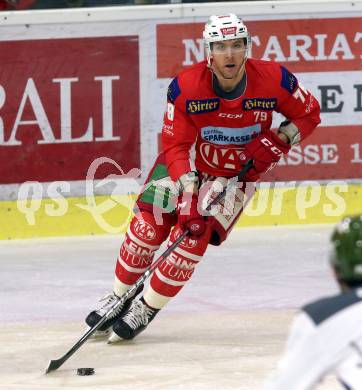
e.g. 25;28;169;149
210;39;247;80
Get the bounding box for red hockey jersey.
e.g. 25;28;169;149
162;59;320;181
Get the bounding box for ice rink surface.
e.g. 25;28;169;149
0;225;343;389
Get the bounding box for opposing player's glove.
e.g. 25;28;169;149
177;192;205;236
240;132;291;181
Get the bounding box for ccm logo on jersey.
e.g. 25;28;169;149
261;137;282;156
186;98;220;114
242;98;277;111
219;112;243;119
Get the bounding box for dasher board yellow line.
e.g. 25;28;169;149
1;184;361;240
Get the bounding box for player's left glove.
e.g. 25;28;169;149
240;132;291;181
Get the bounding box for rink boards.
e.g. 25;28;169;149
1;182;361;239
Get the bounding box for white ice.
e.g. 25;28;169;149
0;225;342;389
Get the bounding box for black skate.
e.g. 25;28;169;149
86;286;143;337
108;298;159;343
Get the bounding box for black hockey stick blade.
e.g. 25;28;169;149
45;322;98;374
46;358;65;374
45;293;130;374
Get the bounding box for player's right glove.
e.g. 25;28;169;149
240;132;291;181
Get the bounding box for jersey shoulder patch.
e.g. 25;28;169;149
167;77;181;103
303;290;362;325
280;66;299;94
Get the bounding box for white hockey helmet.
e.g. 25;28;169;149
203;14;250;65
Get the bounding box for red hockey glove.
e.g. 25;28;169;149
177;192;205;237
240;132;291;181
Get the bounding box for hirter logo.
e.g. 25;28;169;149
242;98;277;111
133;219;156;241
186;98;220;114
220;27;237;36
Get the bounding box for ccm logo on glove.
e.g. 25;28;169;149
260;137;283;156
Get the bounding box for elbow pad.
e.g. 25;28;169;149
278;120;301;146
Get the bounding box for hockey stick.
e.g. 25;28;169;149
45;159;253;374
45;231;188;374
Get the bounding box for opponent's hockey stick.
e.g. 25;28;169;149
45;159;253;374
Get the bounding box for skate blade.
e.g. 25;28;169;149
88;327;111;339
107;331;123;344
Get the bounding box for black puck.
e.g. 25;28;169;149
77;367;95;376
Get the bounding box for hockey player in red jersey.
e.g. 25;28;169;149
85;13;321;342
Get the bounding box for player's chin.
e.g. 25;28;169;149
222;67;238;78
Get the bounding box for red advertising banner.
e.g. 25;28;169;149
0;36;140;184
157;17;362;77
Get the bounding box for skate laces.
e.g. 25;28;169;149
123;300;155;330
97;293;120;316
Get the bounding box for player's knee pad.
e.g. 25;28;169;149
116;211;172;285
129;210;171;245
